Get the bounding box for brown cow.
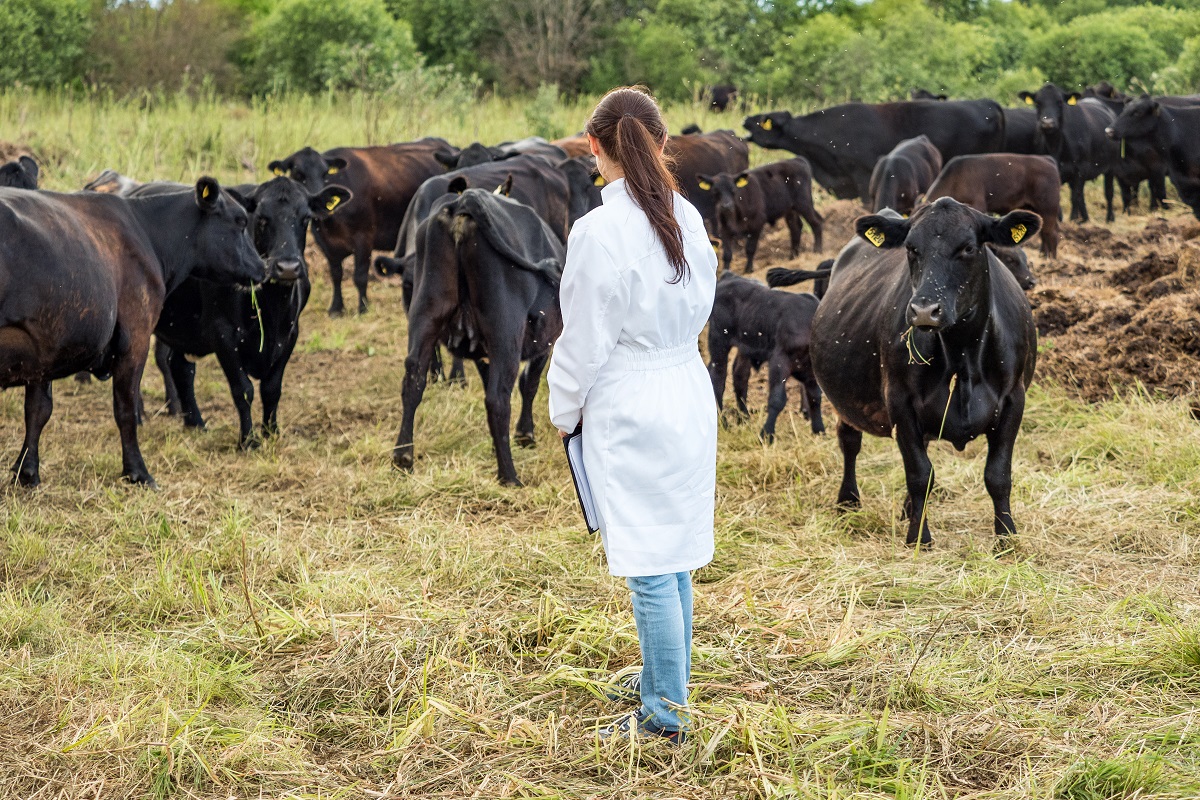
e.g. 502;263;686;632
552;134;591;158
669;130;750;227
868;135;943;215
269;137;456;315
925;154;1060;258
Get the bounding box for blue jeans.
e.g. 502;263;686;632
626;571;693;732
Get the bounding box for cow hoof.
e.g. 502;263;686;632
240;435;262;451
906;534;934;549
515;432;536;448
357;302;369;315
393;451;414;472
759;430;775;444
812;426;827;436
836;493;861;510
123;471;158;489
328;306;344;318
12;470;40;489
499;476;524;487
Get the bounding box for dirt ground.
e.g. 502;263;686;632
736;190;1200;406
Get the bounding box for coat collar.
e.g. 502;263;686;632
600;177;628;203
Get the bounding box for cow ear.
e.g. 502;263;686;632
1018;92;1034;105
323;157;348;175
310;185;352;218
856;214;909;248
268;159;288;177
735;173;750;188
434;150;459;168
494;174;514;196
195;177;221;212
448;176;469;194
226;187;255;213
696;174;714;191
18;155;38;186
936;94;948;101
985;210;1041;248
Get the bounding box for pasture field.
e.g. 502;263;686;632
1;93;1200;799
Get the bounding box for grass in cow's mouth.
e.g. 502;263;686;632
1;92;1199;798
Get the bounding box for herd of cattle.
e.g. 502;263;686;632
0;81;1188;544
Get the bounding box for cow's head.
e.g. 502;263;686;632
1106;95;1160;141
695;172;750;216
1018;83;1080;135
268;147;347;195
188;177;266;287
856;198;1041;331
234;176;352;284
743;111;791;148
988;244;1036;291
558;155;603;226
0;155;38;190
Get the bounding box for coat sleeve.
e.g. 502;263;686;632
547;225;630;433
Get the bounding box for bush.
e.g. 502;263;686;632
247;0;419;93
1029;15;1170;89
0;0;91;87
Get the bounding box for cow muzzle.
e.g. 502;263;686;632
1039;118;1057;132
270;259;303;283
1105;126;1117;139
908;301;945;330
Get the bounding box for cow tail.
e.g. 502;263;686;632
766;267;830;289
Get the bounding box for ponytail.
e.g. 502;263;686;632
587;87;689;284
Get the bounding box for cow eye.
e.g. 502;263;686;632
961;243;977;257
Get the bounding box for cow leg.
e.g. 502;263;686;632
743;230;761;274
894;416;934;547
260;361;288;440
1069;178;1088;223
836;421;862;508
800;370;824;435
327;252;347;317
760;354;789;444
1119;178;1135;215
113;349;154;486
514;353;548;448
707;334;731;412
168;351;204;430
985;392;1026;543
214;347;256;450
393;320;445;473
722;235;734;272
483;351;523;486
154;340;182;416
11;381;53;488
785;211;803;259
1150;172;1168;211
800;204;824;253
732;352;753;419
74;372;91;384
449;356;467;386
353;245;372;315
474;358;491;387
1103;172;1115;223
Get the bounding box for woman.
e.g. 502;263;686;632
548;87;719;744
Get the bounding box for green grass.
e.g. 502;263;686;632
1;91;1199;797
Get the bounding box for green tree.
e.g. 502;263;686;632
0;0;91;87
388;0;498;83
1028;15;1170;89
247;0;419;93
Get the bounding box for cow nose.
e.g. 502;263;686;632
1105;126;1116;139
274;259;302;280
1040;119;1056;131
909;301;944;329
1023;277;1036;290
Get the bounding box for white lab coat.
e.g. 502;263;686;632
548;178;718;577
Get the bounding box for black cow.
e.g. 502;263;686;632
153;177;352;449
694;158;824;273
868;135;943;215
910;89;948;101
1106;96;1200;220
1076;90;1166;213
765;260;834;300
0;155;38;189
743;100;1005;204
711;84;739;112
393;189;564;486
1017;83;1118;223
0;179;264;487
668;130;751;228
707;272;824;441
810;198;1040;547
268;137;454;315
436;137;568;170
1001;107;1039;155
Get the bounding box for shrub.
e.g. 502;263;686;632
0;0;91;87
1029;16;1170;89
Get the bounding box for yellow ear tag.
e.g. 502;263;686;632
1067;96;1077;106
698;180;712;191
273;167;284;176
1024;96;1034;105
326;195;341;212
202;185;210;199
762;118;773;130
327;166;339;174
1011;223;1027;244
593;175;606;187
494;183;505;195
864;227;885;247
735;177;749;188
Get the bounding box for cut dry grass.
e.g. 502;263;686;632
0;94;1199;798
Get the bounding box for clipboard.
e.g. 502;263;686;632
562;424;600;533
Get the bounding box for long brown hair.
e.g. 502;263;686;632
586;87;688;284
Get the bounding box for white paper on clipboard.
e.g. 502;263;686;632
563;427;600;533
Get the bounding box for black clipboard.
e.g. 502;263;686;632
563;423;600;533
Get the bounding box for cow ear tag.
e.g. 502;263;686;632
327;166;339;174
202;185;210;199
735;176;749;188
762;118;773;130
593;175;606;187
1011;223;1027;244
698;179;712;191
1024;96;1034;105
326;195;341;212
864;227;886;247
1067;96;1077;106
273;167;284;176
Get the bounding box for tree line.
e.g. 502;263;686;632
3;0;1200;103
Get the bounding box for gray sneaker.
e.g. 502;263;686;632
604;669;642;703
597;711;685;745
